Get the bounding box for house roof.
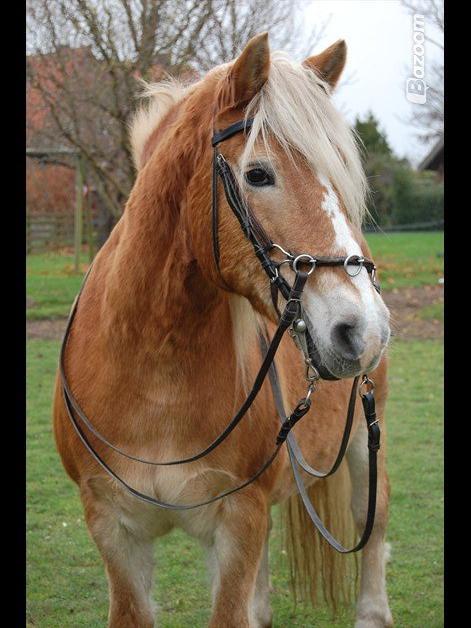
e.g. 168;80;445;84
417;137;444;171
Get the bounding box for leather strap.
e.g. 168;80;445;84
212;151;339;382
212;118;254;146
287;435;378;553
260;330;359;478
61;269;308;467
260;328;380;553
61;274;316;510
63;385;284;511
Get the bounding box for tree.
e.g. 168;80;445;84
401;0;444;146
27;0;327;225
354;111;393;159
354;111;443;227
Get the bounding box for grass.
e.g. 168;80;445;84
27;337;443;627
27;250;88;320
366;231;444;290
27;232;443;625
27;232;444;321
418;301;444;322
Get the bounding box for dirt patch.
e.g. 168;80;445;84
383;284;443;341
27;318;68;340
27;285;443;342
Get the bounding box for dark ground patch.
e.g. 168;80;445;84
26;285;444;342
383;284;443;341
27;317;68;340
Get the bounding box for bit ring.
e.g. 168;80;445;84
292;254;316;275
344;255;364;277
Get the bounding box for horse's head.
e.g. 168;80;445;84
131;32;390;379
196;33;390;379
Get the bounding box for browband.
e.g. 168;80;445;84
212;118;254;146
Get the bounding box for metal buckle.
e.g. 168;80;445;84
305;357;320;383
344;254;364;277
305;382;315;402
359;374;375;397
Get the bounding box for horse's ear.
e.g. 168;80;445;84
303;39;347;90
218;32;270;109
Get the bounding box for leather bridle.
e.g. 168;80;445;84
60;116;382;553
211;117;380;382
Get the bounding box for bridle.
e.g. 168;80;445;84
60;116;382;554
211;117;380;382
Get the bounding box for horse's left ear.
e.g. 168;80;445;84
303;40;347;90
218;32;270;109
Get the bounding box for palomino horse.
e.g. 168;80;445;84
53;33;393;627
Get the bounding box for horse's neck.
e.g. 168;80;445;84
94;186;239;398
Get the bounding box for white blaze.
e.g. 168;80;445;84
318;173;362;258
302;174;389;371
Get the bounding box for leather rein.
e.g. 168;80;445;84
60;117;381;553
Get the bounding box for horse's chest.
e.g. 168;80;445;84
94;457;235;544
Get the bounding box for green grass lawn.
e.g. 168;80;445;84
27;251;88;320
27;232;444;321
366;231;444;290
27;232;443;626
27;337;443;627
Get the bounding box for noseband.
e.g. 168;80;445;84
60;116;382;554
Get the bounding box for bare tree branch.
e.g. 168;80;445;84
27;0;323;223
400;0;444;146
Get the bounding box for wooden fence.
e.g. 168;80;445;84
27;212;443;253
27;213;76;253
363;219;444;233
27;211;102;254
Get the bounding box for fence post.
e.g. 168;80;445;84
84;187;96;263
74;155;84;273
26;212;31;254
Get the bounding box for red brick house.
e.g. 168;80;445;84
26;47;97;215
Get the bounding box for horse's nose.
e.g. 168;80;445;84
330;316;366;361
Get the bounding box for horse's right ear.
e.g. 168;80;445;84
303;40;347;90
218;32;270;110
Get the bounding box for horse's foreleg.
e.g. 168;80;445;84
250;515;273;628
208;488;268;628
81;479;156;628
347;421;393;628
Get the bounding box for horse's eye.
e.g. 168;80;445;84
245;168;275;187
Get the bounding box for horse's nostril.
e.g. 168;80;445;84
331;319;365;361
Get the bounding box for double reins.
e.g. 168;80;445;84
60;116;381;553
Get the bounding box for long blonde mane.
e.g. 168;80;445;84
242;51;367;227
129;78;190;170
130;52;367;225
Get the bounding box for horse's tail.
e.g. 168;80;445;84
280;460;358;612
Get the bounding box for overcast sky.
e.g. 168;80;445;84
300;0;443;166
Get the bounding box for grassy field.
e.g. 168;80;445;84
366;231;444;290
27;232;444;627
27;251;88;320
27;232;444;321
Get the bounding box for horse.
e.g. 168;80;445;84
53;33;393;627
